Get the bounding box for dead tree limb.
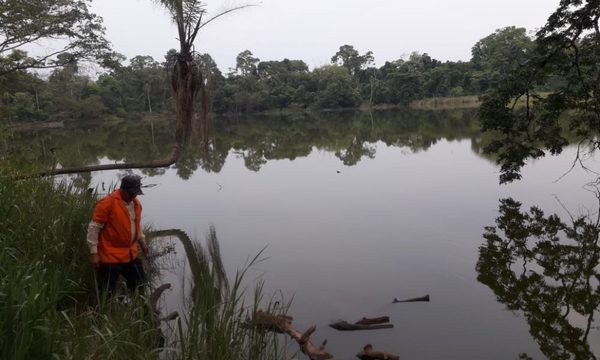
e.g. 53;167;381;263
149;283;173;312
330;316;393;331
251;310;333;360
356;316;390;325
393;294;430;303
148;283;179;323
356;344;400;360
330;321;393;331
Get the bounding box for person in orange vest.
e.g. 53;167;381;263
86;175;150;297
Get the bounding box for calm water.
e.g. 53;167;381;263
11;110;600;359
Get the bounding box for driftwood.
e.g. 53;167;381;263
330;316;393;331
148;283;179;323
356;316;390;325
392;294;430;303
252;310;333;360
356;344;400;360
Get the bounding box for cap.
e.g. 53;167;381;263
120;175;144;195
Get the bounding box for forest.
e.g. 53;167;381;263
1;26;540;123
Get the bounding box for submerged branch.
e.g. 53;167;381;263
251;310;333;360
357;344;400;360
330;316;393;331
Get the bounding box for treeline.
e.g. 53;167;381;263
0;26;540;122
6;109;483;180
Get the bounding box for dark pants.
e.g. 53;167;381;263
96;258;146;298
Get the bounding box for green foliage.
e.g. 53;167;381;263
0;176;106;359
471;26;534;91
479;1;600;183
0;173;284;359
147;228;282;360
0;0;110;74
236;50;260;76
313;65;360;108
331;44;374;78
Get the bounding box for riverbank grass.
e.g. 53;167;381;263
0;174;281;359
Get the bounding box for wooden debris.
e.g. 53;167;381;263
250;310;294;333
392;294;430;303
251;310;333;360
330;316;393;331
149;283;172;311
356;316;390;325
356;344;400;360
147;283;178;322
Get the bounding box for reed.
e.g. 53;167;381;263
149;227;285;360
0;173;283;359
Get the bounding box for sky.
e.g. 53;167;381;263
90;0;560;72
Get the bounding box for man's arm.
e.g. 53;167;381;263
87;197;111;269
138;234;149;257
86;221;104;269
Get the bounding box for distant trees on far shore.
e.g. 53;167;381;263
0;26;534;122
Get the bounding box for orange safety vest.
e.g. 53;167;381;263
92;189;142;263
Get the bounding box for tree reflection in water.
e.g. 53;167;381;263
4;109;485;180
477;189;600;359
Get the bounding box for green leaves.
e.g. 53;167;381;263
0;0;110;75
479;1;600;183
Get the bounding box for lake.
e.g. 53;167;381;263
11;109;600;359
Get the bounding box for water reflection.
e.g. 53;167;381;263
477;194;600;359
4;109;489;179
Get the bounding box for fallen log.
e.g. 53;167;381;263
356;344;400;360
356;316;390;325
392;294;430;303
330;316;393;331
251;310;333;360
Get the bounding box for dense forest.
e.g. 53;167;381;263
0;26;539;123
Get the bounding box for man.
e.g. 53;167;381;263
87;175;150;297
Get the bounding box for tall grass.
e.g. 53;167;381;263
0;172;284;359
149;228;285;360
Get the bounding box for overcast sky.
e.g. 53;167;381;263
90;0;559;72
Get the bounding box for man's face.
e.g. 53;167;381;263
121;188;137;202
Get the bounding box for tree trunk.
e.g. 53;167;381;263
17;144;182;179
146;85;152;114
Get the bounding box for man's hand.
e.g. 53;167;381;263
90;253;100;270
140;240;149;257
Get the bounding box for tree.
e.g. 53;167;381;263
26;0;251;177
235;50;259;76
312;65;360;109
479;1;600;183
471;26;533;91
0;0;110;75
331;44;374;78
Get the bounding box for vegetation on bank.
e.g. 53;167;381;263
0;26;540;123
0;173;281;359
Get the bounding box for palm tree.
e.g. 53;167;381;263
157;0;250;144
29;0;251;177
